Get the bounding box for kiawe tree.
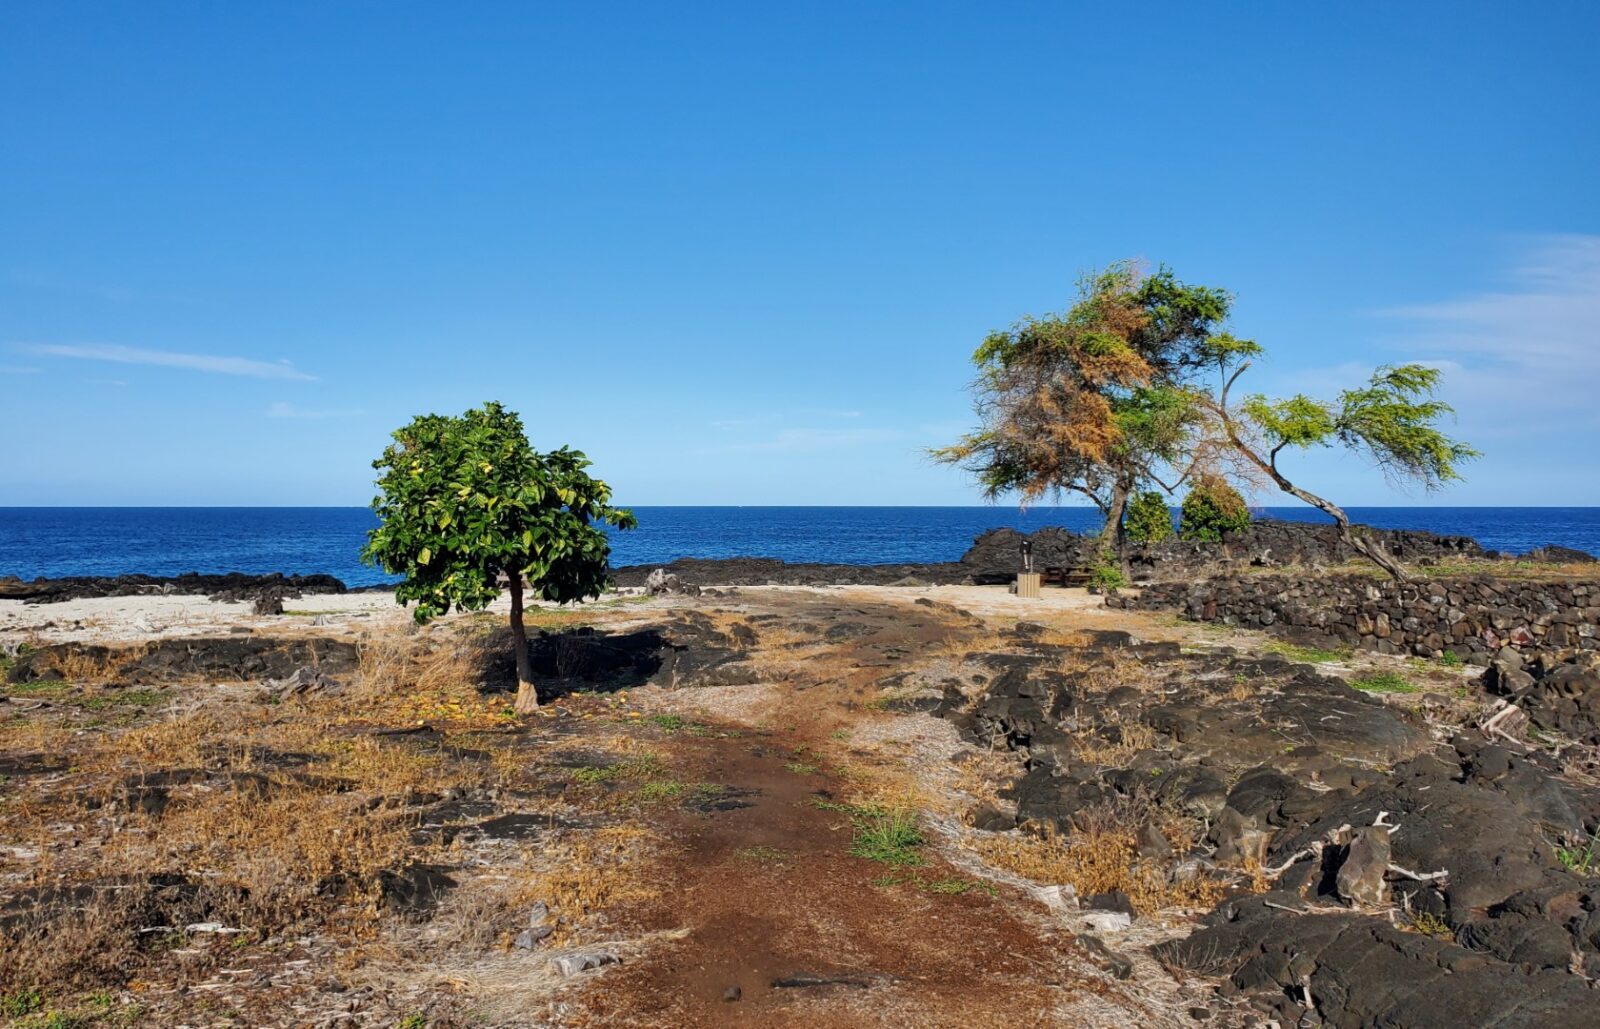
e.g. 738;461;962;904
939;260;1478;582
934;262;1229;565
1193;334;1478;580
362;402;636;713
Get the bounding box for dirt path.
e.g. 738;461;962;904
562;591;1160;1028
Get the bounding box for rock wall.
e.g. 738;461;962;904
1112;574;1600;663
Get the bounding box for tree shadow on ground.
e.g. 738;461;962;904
476;626;668;700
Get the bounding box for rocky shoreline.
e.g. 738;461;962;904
0;571;352;605
6;522;1592;602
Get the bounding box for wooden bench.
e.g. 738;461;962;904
1041;566;1094;588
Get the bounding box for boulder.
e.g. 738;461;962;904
1335;826;1392;907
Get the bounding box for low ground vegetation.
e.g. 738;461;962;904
5;574;1599;1026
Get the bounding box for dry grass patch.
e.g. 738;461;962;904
739;626;834;679
20;643;144;685
979;819;1226;915
1033;625;1095;649
1072;717;1160;767
950;748;1025;814
512;826;661;947
1057;648;1149;695
117;786;421;927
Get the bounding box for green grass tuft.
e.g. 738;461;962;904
572;753;663;785
635;781;686;802
1349;671;1420;694
849;808;925;867
2;990;45;1018
3;681;71;696
1264;641;1352;664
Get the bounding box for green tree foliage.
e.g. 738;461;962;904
934;262;1227;564
1195;331;1478;579
1124;490;1175;544
362;402;636;712
1177;476;1251;542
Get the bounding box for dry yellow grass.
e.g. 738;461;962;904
27;643;143;685
979;819;1226;914
1033;625;1094;649
1057;647;1147;694
108;785;421;929
1072;717;1159;766
513;826;661;947
738;624;833;679
951;748;1024;813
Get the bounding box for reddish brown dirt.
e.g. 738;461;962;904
566;593;1105;1027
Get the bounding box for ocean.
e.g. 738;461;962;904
2;507;1597;588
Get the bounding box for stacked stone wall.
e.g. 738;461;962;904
1112;574;1600;663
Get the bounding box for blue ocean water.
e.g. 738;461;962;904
1;507;1597;587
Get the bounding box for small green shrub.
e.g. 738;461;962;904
1556;827;1600;875
1178;476;1251;542
1089;552;1126;592
1124;491;1175;544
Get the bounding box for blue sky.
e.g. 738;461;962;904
2;2;1596;506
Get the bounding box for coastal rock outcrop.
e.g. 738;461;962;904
959;521;1491;583
6;636;361;685
0;572;348;605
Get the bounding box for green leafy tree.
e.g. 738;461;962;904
362;402;636;712
934;262;1227;567
1194;334;1478;579
1177;475;1251;542
1124;490;1175;544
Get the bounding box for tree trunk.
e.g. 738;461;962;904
509;574;540;713
1242;448;1407;580
1281;482;1408;581
1099;475;1134;580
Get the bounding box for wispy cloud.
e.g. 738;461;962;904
1378;233;1600;438
21;343;316;380
0;365;40;374
266;402;365;420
